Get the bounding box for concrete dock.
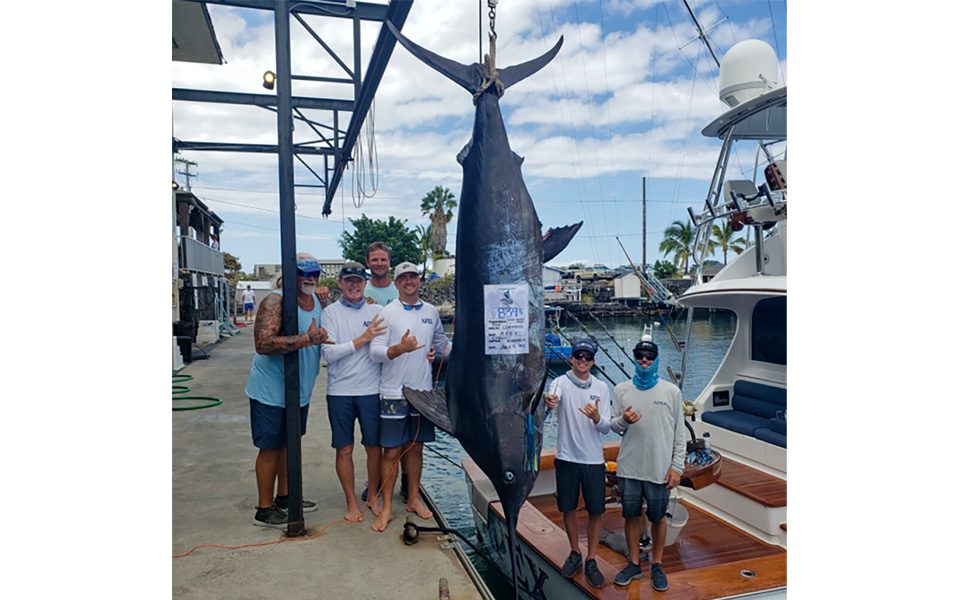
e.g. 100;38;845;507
172;325;483;599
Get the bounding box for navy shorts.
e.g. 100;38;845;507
326;394;381;449
618;477;669;522
249;398;309;449
555;459;606;516
380;397;435;448
244;302;255;312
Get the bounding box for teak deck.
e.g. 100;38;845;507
473;444;787;599
715;458;787;508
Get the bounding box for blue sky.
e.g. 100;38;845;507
172;0;786;272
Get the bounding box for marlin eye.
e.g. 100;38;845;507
502;470;515;484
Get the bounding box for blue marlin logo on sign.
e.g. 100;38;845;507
500;289;514;305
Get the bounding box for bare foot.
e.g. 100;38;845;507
344;504;363;523
371;509;392;532
366;497;383;517
406;499;433;520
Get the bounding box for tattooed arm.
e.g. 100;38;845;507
254;293;330;355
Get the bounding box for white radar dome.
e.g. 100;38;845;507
718;39;780;108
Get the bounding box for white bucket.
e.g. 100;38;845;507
664;498;689;546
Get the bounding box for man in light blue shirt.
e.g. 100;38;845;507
364;241;399;306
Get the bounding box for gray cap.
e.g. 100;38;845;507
339;261;369;280
394;261;419;278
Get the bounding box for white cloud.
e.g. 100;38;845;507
172;0;785;266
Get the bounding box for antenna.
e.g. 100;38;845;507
680;0;721;69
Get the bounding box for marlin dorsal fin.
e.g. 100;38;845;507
387;22;482;94
542;221;583;263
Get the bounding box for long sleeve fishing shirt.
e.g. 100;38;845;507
319;301;383;396
549;374;611;465
610;379;685;482
369;299;451;399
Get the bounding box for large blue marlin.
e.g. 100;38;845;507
389;23;582;598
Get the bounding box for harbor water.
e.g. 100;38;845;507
420;308;737;596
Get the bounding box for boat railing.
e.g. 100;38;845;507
180;235;225;275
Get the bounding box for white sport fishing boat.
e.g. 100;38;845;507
463;38;787;599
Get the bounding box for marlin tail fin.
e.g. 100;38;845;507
387;22;482;94
499;36;564;91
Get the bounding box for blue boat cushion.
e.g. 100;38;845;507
769;416;787;435
731;380;786;418
700;381;787;444
701;410;770;437
754;427;787;448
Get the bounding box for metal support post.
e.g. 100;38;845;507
275;0;305;537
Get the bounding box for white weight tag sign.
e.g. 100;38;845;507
484;284;529;355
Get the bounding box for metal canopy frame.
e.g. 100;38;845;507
172;0;414;537
172;0;412;215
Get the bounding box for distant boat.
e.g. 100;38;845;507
544;331;571;365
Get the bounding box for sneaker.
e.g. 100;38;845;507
639;535;653;552
650;562;669;592
274;495;318;513
584;558;605;588
614;562;643;586
253;505;287;529
560;550;583;578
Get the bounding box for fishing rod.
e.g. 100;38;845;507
584;309;634;363
615;236;684;354
563;310;631;379
553;326;619;386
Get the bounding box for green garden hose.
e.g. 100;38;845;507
173;374;223;411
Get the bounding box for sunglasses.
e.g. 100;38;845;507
401;301;423;311
297;268;322;279
635;351;657;361
572;352;595;361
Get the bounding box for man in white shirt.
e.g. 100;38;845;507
241;285;257;324
320;262;387;523
368;262;451;532
544;339;611;588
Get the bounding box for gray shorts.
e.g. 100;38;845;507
618;477;669;523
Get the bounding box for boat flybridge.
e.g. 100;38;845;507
677;37;787;549
462;39;787;599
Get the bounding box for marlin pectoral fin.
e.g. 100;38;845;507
498;36;564;91
387;22;482;94
526;369;550;416
542;221;584;263
402;386;454;435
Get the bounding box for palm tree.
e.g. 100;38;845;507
415;224;432;280
711;222;748;265
419;186;457;258
659;220;697;274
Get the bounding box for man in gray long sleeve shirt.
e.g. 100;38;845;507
610;339;685;592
